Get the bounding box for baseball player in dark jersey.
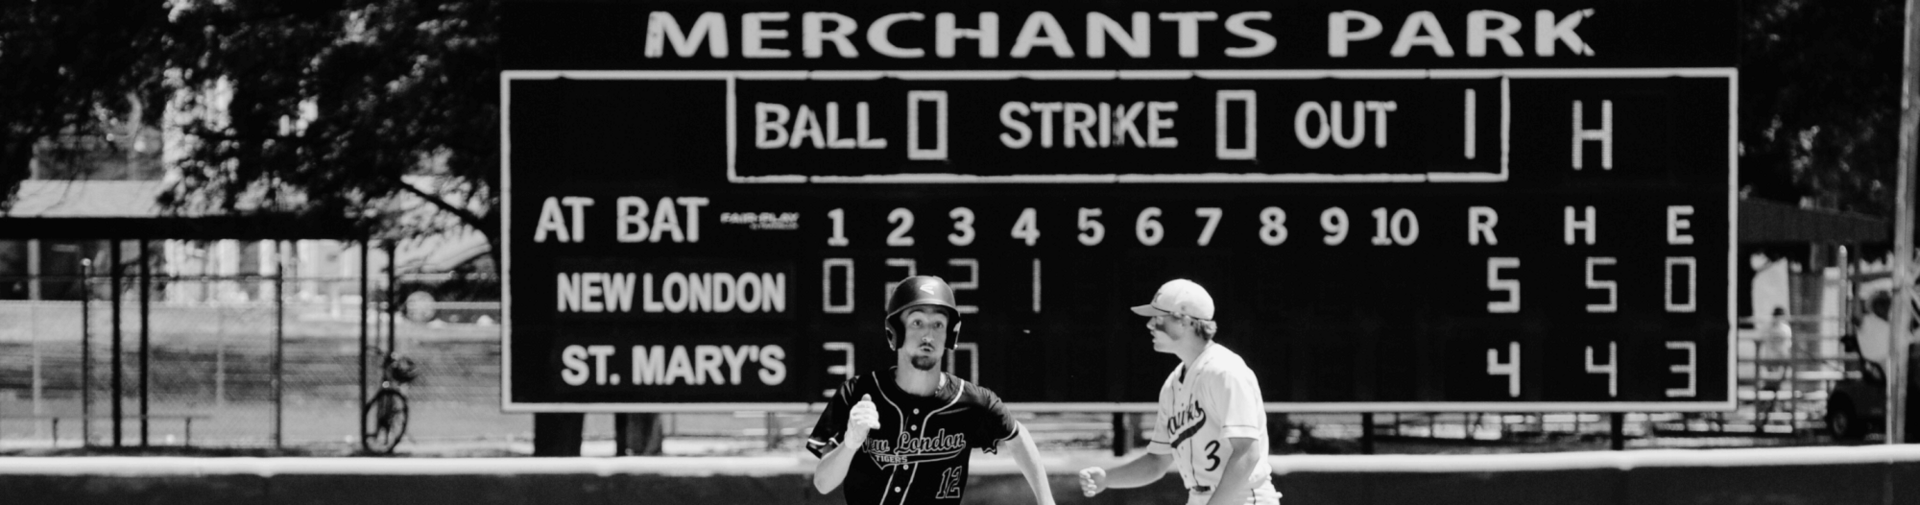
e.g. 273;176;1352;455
809;275;1055;505
1078;279;1280;505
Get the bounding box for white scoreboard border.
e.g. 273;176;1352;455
498;67;1738;414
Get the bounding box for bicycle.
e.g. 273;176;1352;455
363;350;419;454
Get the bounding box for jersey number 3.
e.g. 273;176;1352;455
936;467;964;499
1203;440;1222;472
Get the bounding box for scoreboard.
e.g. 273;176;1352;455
501;1;1737;413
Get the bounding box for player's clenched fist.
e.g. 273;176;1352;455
846;394;881;441
1077;467;1108;497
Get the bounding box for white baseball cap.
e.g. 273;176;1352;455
1130;279;1215;321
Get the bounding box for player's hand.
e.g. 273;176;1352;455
1077;467;1108;497
846;394;881;442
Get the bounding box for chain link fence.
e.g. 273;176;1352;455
0;272;523;452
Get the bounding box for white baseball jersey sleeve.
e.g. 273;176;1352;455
1145;343;1276;499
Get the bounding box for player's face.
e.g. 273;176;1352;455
1146;314;1193;354
899;308;950;370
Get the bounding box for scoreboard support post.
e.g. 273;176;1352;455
1360;414;1376;455
532;412;584;457
1610;413;1625;451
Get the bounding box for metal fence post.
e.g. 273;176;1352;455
139;238;151;448
274;240;286;450
1361;413;1374;454
81;259;91;447
110;240;122;448
215;288;225;408
765;412;781;451
31;302;42;418
1611;413;1625;450
359;239;370;451
214;341;225;406
386;241;397;355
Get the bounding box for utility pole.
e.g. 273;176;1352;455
1890;0;1920;445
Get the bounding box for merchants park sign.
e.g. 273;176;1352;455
500;1;1738;413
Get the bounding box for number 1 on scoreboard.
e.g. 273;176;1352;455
826;208;849;246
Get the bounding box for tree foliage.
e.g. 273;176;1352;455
162;0;499;246
0;1;170;195
1;0;499;253
1742;0;1905;216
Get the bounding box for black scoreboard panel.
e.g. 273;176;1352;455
502;0;1737;412
503;71;1732;412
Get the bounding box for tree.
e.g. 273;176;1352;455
0;2;171;194
1;0;499;253
1741;0;1905;217
161;0;500;250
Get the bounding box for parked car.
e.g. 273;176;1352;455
1824;275;1920;440
382;232;499;324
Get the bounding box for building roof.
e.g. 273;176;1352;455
3;180;178;218
1738;198;1889;245
0;180;359;240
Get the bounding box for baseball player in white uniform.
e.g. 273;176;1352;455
1078;279;1280;505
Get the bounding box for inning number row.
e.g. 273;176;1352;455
825;206;1424;247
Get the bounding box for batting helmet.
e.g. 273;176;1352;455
884;275;962;350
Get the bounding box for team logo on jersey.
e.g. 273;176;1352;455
1167;401;1208;448
863;429;967;468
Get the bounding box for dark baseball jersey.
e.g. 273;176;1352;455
808;367;1019;505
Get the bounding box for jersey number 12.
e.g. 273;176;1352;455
936;467;964;499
